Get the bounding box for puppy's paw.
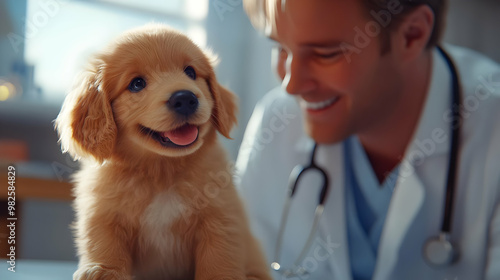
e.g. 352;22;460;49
73;264;130;280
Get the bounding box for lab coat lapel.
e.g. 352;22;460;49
312;143;428;280
315;143;353;280
373;162;426;279
373;47;452;279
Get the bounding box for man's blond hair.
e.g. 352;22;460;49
243;0;448;51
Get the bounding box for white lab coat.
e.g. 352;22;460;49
236;45;500;280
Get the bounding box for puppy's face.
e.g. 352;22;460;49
113;66;212;157
56;25;237;161
109;30;220;157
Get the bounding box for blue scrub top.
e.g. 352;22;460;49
344;136;400;280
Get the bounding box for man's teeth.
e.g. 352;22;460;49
302;97;339;110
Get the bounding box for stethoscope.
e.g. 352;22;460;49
271;46;462;277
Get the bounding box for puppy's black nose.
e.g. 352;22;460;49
167;90;199;116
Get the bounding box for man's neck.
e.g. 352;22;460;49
358;51;433;184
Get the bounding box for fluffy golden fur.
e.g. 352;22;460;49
55;24;271;280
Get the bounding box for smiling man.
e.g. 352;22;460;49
236;0;500;279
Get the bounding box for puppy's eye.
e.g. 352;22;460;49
128;77;146;93
184;66;196;80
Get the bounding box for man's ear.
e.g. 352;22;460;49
392;4;435;61
208;77;238;139
55;60;117;162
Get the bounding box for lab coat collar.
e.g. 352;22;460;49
373;47;453;279
405;47;453;164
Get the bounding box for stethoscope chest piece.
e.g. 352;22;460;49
423;233;458;267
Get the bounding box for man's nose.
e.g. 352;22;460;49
280;54;316;96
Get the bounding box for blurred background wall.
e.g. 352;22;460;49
0;0;498;263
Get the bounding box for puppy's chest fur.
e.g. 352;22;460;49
135;189;195;279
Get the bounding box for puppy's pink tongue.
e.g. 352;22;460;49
162;125;198;146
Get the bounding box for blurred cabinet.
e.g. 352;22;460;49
0;174;73;260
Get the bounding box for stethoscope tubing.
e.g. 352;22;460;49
272;143;330;276
421;46;462;267
438;46;462;234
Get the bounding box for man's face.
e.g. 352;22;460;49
270;0;404;143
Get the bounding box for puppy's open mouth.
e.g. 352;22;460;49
140;124;199;148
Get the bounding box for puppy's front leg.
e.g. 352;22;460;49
244;234;273;280
194;221;246;280
73;216;133;280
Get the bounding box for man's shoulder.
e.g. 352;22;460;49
446;45;500;99
445;45;500;155
236;87;305;174
248;86;303;137
446;44;500;72
445;45;500;122
256;86;300;113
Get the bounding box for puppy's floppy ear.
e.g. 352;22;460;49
208;77;238;139
55;59;117;162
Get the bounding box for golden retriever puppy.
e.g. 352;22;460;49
55;24;271;280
